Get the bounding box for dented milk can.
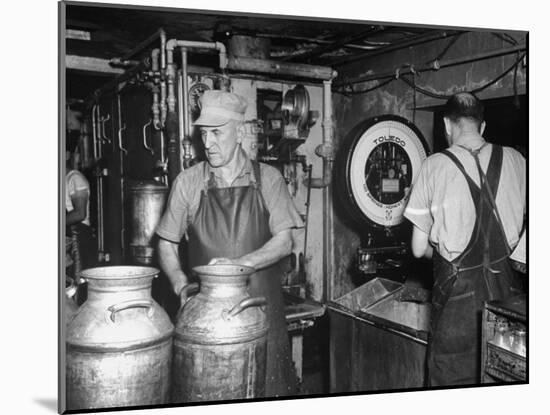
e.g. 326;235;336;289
66;266;174;410
172;264;268;402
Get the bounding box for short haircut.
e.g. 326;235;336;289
442;92;484;128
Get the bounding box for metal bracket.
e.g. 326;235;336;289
100;114;111;144
118;123;127;154
142;119;154;154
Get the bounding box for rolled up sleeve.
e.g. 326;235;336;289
404;161;433;234
156;175;189;243
261;165;304;235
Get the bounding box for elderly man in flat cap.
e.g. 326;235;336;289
156;90;302;398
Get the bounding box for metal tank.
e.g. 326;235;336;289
66;266;174;410
127;180;168;264
172;264;268;402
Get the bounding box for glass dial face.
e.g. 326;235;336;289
349;119;427;227
189;82;210;121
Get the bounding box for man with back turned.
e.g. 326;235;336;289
156;90;302;397
404;92;526;386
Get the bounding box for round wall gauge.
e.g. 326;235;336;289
189;82;210;121
335;115;429;228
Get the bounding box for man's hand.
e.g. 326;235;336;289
208;257;236;266
178;282;199;305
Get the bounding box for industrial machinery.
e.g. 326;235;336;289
334;114;430;281
257;84;318;161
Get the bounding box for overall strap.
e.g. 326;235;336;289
440;148;483;267
462;144;510;257
441;149;482;195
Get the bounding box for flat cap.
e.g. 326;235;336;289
195;90;248;126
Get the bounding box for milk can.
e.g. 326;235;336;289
127;181;168;264
172;264;268;402
66;266;174;410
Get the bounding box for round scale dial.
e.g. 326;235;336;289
338;115;429;228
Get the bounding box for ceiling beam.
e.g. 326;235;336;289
66;55;125;75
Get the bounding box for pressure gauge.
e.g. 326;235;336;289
188;82;210;121
335;115;429;228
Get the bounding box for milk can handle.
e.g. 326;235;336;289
179;282;200;305
106;299;154;323
224;296;267;320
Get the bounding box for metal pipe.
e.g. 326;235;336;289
177;70;184;144
181;49;191;139
160;32;167;127
302;78;337;302
180;48;193;169
308;79;336;188
160;75;167;126
332;30;463;66
256;32;390;51
227;56;335;81
166;45;177;113
281;26;385;63
151;48;160;72
165;39;227;70
160;30;166;72
334;43;527;87
177;69;191;170
150;49;162;130
142;119;154;154
100;114;111;144
322;173;334;302
159;130;167;185
91;104;98;162
117;93;126;261
93;104;105;258
109;58;141;68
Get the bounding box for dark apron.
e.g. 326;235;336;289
67;223;96;305
186;161;296;397
427;144;523;386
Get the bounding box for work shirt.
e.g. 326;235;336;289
66;169;90;226
404;142;525;262
156;158;304;243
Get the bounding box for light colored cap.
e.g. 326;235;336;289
195;90;248;126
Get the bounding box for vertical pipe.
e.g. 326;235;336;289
166;50;177;113
160;131;167;186
91;105;97;162
160;80;167;126
94;105;104;258
177;70;185;166
322;80;334;302
181;48;190;139
117;94;125;261
181;48;192;168
151;49;161;129
160;33;168;127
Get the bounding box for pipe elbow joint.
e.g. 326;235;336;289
315;143;335;161
166;39;178;52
